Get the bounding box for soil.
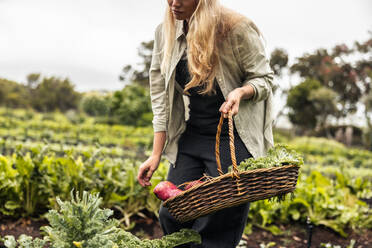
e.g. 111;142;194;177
0;215;47;240
243;224;371;248
0;214;371;248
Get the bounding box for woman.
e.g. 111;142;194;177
137;0;275;247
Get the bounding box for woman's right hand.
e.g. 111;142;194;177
137;155;161;187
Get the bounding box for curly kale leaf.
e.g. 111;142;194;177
236;144;303;171
44;190;200;248
1;234;49;248
141;229;201;248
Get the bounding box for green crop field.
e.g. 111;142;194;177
0;108;371;247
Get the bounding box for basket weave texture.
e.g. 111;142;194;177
163;113;300;223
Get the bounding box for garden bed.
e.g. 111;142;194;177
1;214;370;248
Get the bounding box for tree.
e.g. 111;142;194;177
26;73;41;89
308;87;338;130
363;78;372;128
31;76;81;112
290;47;361;119
108;84;152;126
0;78;30;108
81;94;110;117
286;79;322;131
269;48;290;127
119;40;154;87
363;83;372;150
354;36;372;136
270;48;289;77
290;35;372;121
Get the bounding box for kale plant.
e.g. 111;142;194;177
1;191;201;248
43;190;121;248
0;234;49;248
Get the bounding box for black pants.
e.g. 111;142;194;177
159;128;252;248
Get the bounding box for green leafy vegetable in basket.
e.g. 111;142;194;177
234;144;304;172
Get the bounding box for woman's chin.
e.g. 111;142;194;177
172;14;186;20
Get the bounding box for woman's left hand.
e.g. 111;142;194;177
219;85;255;118
219;88;244;118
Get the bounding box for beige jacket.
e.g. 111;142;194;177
149;19;275;164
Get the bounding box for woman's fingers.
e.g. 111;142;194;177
231;100;240;116
220;99;239;117
219;101;226;112
221;100;233;113
137;166;147;187
145;168;155;186
223;100;233;113
137;164;152;187
219;102;228;118
220;87;244;117
137;157;160;187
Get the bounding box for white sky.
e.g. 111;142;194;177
0;0;371;93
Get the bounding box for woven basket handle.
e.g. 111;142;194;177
215;111;240;178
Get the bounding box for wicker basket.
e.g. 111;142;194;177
163;113;300;223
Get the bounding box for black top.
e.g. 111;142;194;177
175;57;235;136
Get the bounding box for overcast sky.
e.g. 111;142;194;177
0;0;371;92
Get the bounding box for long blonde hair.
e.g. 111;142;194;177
161;0;260;95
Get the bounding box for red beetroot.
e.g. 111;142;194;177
167;188;184;199
153;181;183;201
184;180;203;190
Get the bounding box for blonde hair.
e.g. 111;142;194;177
161;0;260;95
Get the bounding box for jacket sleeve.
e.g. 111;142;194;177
231;21;275;103
149;24;167;132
